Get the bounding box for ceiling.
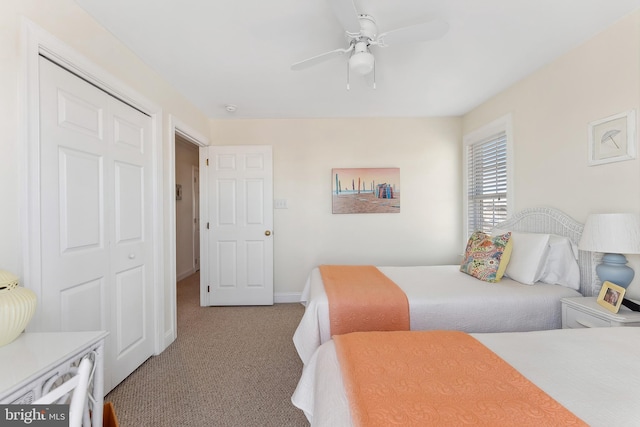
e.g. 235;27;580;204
74;0;639;120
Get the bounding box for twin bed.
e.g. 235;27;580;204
289;207;631;425
292;327;640;426
293;207;598;364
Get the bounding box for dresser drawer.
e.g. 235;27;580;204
564;305;611;328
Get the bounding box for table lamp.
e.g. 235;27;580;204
578;213;640;288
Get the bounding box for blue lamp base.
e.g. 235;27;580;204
596;253;635;289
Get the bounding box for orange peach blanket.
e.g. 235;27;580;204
319;265;409;336
334;331;587;427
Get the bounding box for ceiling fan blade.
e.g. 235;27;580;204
377;19;449;47
327;0;361;34
291;46;352;71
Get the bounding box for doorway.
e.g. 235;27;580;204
166;118;209;345
175;136;200;282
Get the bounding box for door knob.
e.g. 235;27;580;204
265;230;271;236
128;253;136;259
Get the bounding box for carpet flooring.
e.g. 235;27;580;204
105;272;309;426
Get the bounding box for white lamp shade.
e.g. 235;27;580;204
578;213;640;254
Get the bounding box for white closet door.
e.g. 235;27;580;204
39;57;154;391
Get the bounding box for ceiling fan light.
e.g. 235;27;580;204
349;51;374;75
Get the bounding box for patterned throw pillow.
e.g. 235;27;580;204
460;231;512;282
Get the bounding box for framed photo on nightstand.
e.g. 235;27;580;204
597;281;626;313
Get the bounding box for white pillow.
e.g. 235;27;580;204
538;235;580;290
494;230;550;285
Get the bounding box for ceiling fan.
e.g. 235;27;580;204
291;0;449;87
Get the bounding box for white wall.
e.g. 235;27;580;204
209;118;463;296
1;1;210;342
463;11;640;297
5;1;636;318
175;137;199;280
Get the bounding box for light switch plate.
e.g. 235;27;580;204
274;199;288;209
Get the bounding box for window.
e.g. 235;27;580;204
463;115;513;238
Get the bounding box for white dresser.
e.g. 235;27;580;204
0;331;108;426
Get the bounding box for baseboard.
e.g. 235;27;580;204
176;268;196;281
274;292;302;303
159;329;176;355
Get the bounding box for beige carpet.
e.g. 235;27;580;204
105;272;308;426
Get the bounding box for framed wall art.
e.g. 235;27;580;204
588;109;636;166
331;167;400;214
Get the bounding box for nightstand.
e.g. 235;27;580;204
562;296;640;329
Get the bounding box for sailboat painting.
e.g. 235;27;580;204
331;167;400;214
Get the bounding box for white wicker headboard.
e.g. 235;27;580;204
493;207;597;296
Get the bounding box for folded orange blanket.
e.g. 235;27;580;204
334;331;587;427
320;265;409;336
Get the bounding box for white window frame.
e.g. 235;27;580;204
462;114;514;243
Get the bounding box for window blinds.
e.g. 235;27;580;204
467;131;507;235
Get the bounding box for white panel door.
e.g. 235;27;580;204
203;145;273;305
39;57;154;391
108;96;154;388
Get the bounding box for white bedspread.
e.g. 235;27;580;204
293;265;581;364
292;327;640;427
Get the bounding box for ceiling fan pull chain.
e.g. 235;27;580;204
373;60;376;90
346;61;350;90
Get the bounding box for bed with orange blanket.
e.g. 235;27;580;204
291;327;640;426
293;208;597;364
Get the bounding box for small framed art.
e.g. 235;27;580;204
588;110;636;166
596;281;626;313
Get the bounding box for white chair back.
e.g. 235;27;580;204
33;356;94;427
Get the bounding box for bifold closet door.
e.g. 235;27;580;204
38;56;154;392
